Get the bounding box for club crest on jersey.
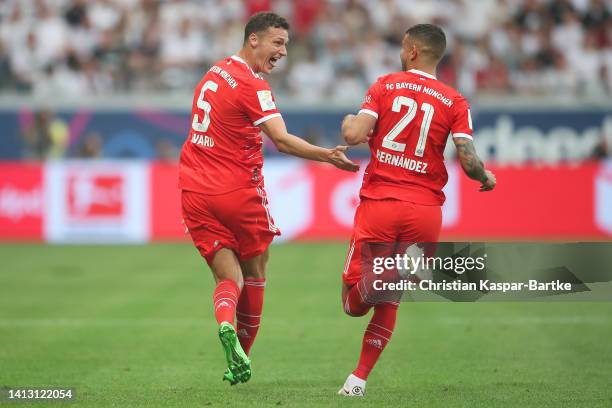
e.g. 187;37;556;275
191;134;215;148
257;90;276;111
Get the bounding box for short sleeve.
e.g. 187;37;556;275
451;96;473;140
358;80;382;120
241;79;282;126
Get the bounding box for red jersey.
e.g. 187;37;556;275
179;55;281;195
359;69;473;205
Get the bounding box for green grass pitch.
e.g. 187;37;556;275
1;243;611;407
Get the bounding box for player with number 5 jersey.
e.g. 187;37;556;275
179;53;281;195
337;24;496;397
178;12;358;387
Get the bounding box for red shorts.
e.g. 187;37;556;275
181;187;281;266
342;198;442;286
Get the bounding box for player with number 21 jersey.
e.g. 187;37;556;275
337;24;496;397
359;69;473;206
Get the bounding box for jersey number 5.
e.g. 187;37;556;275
382;96;434;157
192;80;218;133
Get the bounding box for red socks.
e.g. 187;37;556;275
213;279;240;326
212;278;265;356
236;278;266;355
353;302;399;380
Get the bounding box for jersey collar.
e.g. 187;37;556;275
408;69;437;80
230;55;247;64
230;55;261;79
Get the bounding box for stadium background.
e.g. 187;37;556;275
1;0;612;406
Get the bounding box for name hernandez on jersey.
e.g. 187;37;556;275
359;69;473;205
179;55;281;195
376;150;427;174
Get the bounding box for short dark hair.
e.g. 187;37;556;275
244;12;290;43
406;24;446;61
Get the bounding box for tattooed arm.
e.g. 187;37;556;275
453;138;496;192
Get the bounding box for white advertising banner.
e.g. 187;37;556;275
44;161;150;243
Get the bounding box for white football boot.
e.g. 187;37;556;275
337;373;366;397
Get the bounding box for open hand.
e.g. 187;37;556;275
328;145;360;172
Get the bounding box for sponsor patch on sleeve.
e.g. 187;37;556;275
257;90;276;112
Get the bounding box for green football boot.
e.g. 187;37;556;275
218;322;251;384
222;369;238;385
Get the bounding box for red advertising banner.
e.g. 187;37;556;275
149;160;612;241
150;162;184;240
0;162;43;241
0;161;610;242
442;163;606;239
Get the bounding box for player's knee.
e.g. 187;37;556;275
242;262;265;279
344;309;365;317
342;301;370;317
261;249;270;265
344;307;369;317
244;269;265;280
241;250;268;279
241;262;266;280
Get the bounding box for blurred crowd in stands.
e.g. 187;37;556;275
19;109;184;160
0;0;611;101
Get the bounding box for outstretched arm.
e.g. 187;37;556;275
453;138;496;191
259;116;359;172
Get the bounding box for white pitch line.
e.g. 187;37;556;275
435;316;612;325
0;316;609;328
0;318;204;328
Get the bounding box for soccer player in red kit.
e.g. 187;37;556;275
178;12;358;385
337;24;496;396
